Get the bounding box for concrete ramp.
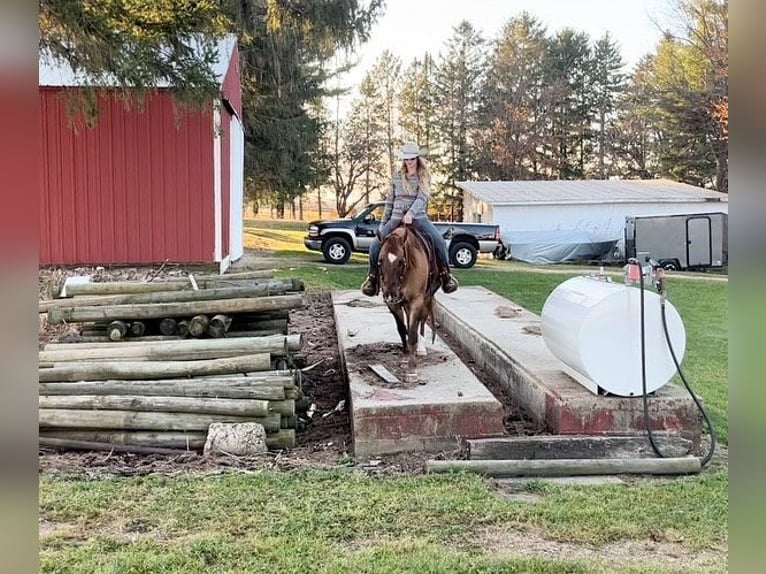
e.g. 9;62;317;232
332;291;505;459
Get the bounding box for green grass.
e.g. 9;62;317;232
40;221;728;572
40;470;727;573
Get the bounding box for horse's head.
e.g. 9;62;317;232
378;227;409;305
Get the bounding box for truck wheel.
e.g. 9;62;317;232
322;237;352;264
450;242;477;269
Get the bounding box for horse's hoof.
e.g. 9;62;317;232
404;372;418;384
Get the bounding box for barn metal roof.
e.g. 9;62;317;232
455;179;728;205
39;35;238;88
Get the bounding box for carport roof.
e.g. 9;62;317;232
455;179;729;206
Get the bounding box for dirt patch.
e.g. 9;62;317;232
471;525;727;572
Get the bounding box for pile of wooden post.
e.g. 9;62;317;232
41;270;304;342
38;270;309;454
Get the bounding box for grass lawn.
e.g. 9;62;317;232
40;220;728;573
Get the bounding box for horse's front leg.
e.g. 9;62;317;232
388;304;408;353
405;303;428;382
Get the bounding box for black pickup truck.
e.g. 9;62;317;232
304;202;504;268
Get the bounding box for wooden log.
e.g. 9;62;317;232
47;294;304;324
64;282;193;296
176;319;190;337
107;320;127;341
235;310;291;320
40;284;297;313
280;415;297;429
266;429;296;450
466;435;694;461
188;314;210;337
208;314;232;338
39;335;303;364
268;399;295;417
38;354;272;382
40;430;206;449
159;318;178;336
39;395;272;417
129;321;146;337
192;270;274;281
425;457;702;477
224;329;285;338
39;436;190;455
230;319;288;332
54;335;183;344
40;380;288;400
39;409;282;432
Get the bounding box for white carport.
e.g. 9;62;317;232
456;179;728;262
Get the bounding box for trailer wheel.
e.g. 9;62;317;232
660;259;680;271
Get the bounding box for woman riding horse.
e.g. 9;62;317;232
361;142;459;296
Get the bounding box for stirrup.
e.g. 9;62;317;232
361;274;378;296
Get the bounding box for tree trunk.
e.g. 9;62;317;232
47;294;304;324
38;354;273;382
39;409;282;432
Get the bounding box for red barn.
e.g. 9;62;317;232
39;35;244;272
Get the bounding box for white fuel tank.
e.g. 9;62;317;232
540;276;686;397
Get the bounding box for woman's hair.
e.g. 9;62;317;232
399;156;431;196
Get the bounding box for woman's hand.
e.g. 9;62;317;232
403;213;413;225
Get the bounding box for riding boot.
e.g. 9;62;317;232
361;273;378;296
441;271;459;294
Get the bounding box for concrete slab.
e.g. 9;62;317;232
433;287;701;442
332;290;505;459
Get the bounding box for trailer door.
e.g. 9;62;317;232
686;216;712;268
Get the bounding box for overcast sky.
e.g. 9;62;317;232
330;0;669;115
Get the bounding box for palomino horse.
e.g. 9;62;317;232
377;225;440;382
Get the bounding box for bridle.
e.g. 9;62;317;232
380;230;412;306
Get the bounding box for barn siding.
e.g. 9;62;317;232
40;88;216;265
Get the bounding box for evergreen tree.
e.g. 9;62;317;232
478;13;548;180
591;33;627;178
431;21;486;219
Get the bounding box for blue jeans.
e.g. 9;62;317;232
368;217;449;274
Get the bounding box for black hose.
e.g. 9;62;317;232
634;261;716;467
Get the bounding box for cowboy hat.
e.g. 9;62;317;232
397;141;422;160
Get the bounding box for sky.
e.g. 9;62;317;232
332;0;670;115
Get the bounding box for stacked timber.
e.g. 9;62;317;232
38;271;309;454
42;271;304;341
38;335;303;453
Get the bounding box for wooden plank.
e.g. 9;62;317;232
426;457;702;477
467;434;694;460
369;364;400;384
